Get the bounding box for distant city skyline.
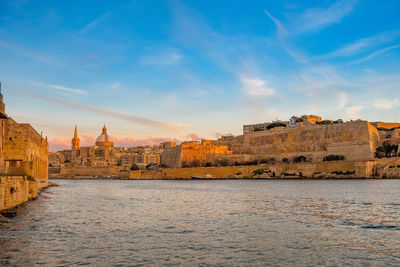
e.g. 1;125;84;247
1;0;400;152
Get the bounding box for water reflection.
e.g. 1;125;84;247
1;179;400;266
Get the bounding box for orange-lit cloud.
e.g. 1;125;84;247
48;138;70;152
33;94;189;132
187;133;202;141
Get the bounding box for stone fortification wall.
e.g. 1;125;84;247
130;166;261;179
243;121;379;162
2;118;48;188
370;122;400;130
160;146;181;168
373;158;400;178
129;161;366;179
0;176;38;211
59;166;123;178
161;141;232;168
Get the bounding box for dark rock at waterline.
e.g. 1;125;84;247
0;211;17;218
0;214;11;223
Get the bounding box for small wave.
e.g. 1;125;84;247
342;220;400;230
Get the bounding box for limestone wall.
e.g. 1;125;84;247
59;166;123;177
2;118;48;188
0;176;38;211
160;146;181;168
371;122;400;130
129;161;364;179
130;166;260;179
243;121;379;162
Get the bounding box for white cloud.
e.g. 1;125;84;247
32;81;88;95
295;0;358;33
351;45;400;65
264;10;309;64
344;106;363;120
80;11;112;34
241;77;275;97
141;52;183;65
322;30;400;58
374;98;399;110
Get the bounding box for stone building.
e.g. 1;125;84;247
161;140;233;168
0;86;48;211
0;88;48;186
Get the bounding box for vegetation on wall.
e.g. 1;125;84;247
266;122;287;130
323;155;345;161
375;143;398;158
293;155;307;163
130;163;139;170
251;169;271;176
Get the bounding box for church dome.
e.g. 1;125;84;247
95;125;114;147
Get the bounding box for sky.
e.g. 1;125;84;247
1;0;400;152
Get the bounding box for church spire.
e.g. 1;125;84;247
74;124;78;139
71;124;80;149
102;124;107;135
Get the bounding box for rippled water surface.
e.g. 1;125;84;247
1;179;400;266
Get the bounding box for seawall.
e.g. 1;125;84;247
129;161;364;179
50;158;400;180
0;176;38;211
56;166;124;178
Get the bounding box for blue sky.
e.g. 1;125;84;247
1;0;400;151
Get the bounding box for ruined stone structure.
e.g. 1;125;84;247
0;87;48;211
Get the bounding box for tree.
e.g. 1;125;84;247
130;163;140;170
218;159;230;167
293;155;307;163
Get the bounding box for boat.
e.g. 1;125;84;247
191;174;215;180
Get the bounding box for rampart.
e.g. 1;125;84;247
128;161;375;179
161;140;232;168
242;120;379;162
58;166;123;178
370;122;400;130
0;176;38;211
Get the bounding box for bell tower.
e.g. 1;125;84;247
71;125;80;149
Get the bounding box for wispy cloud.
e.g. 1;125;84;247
294;0;358;33
241;77;275;97
80;10;112;34
0;41;58;66
141;51;183;65
350;45;400;64
32;82;88;95
322;30;400;59
264;10;309;64
344;105;363;120
33;94;189;132
373;98;399;110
